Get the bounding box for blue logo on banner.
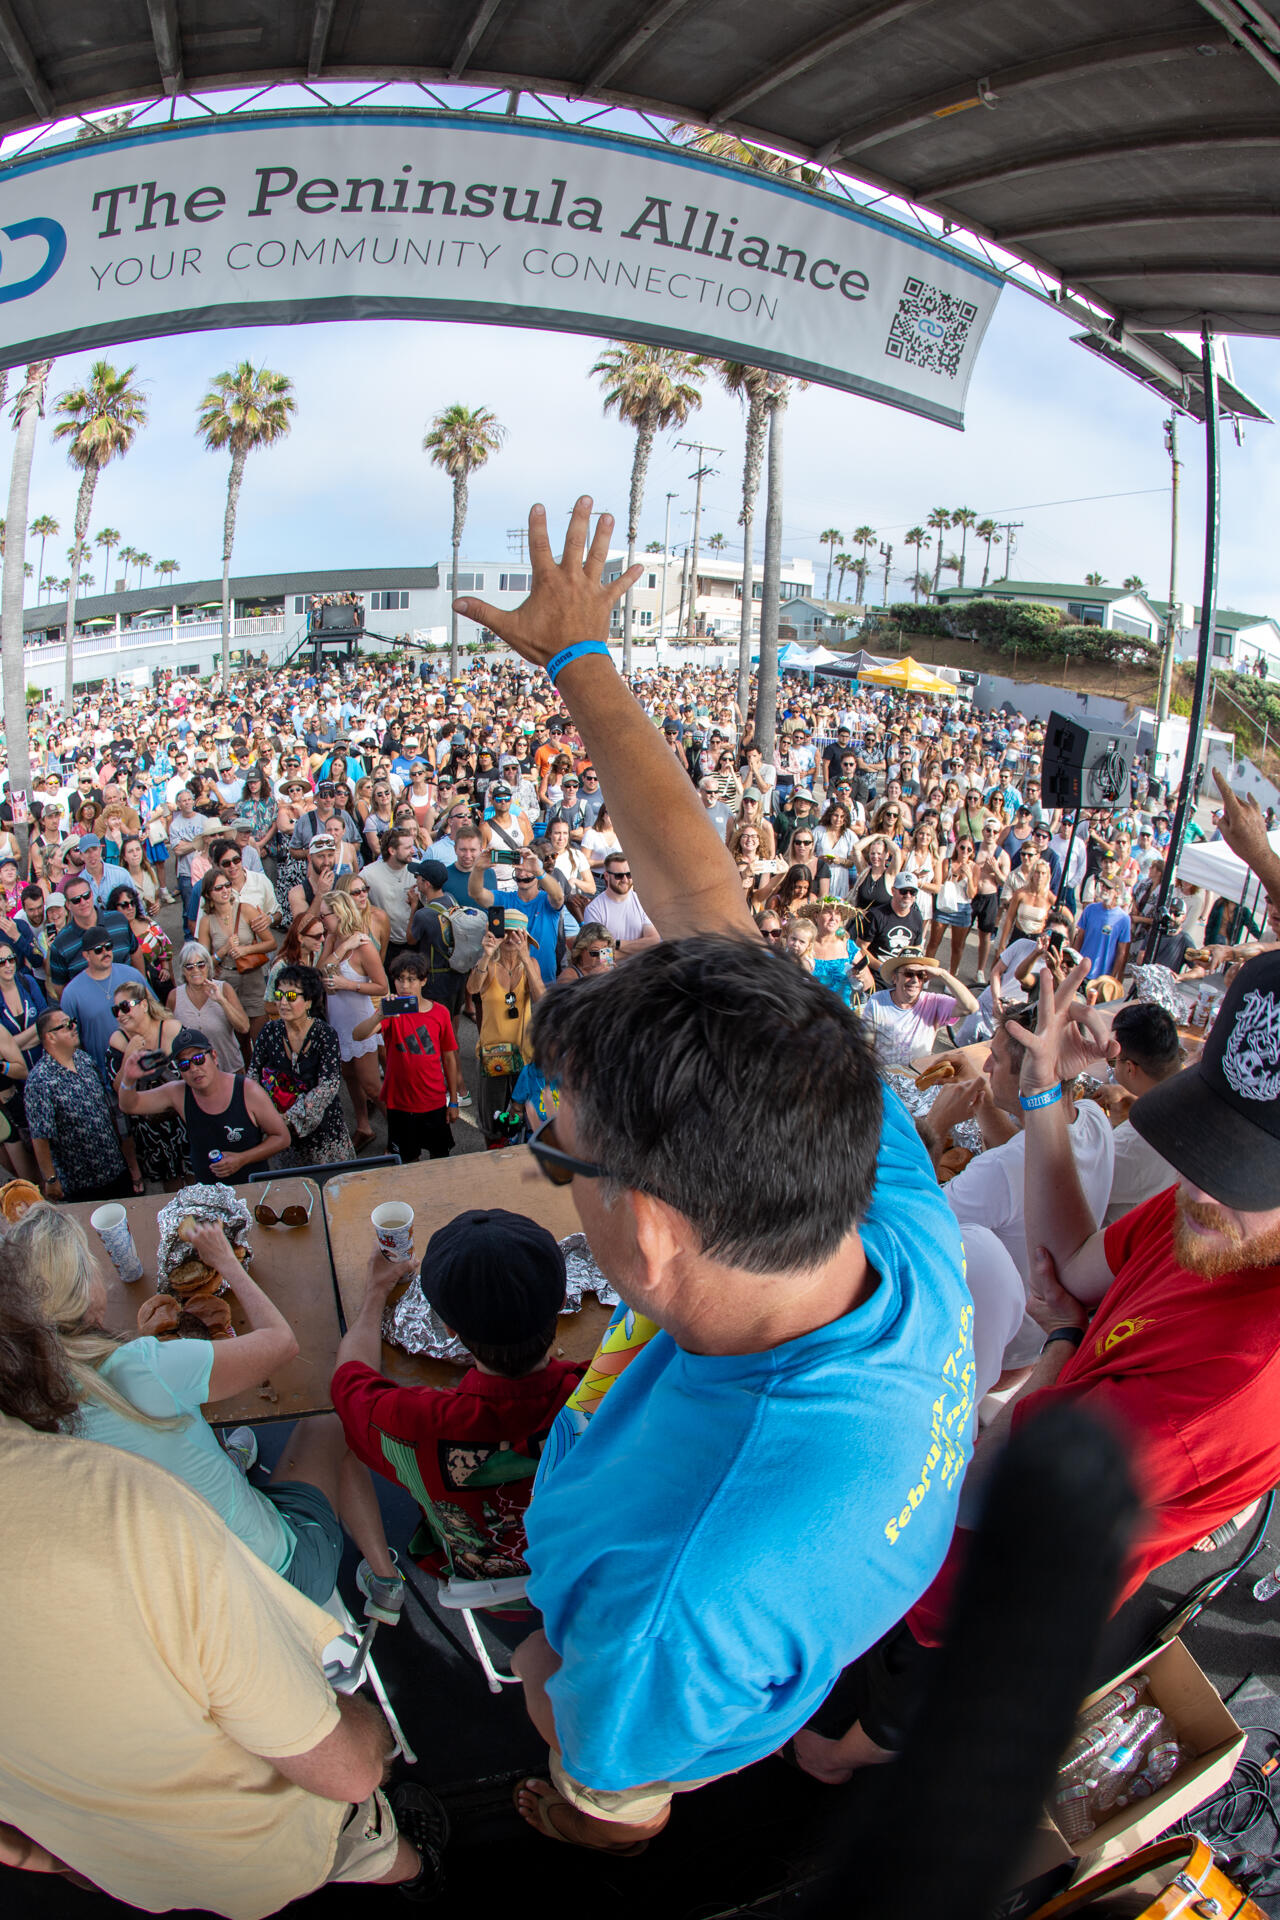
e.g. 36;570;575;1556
0;217;66;302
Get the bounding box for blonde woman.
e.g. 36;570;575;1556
316;888;387;1149
18;1206;406;1615
728;792;776;859
106;982;187;1188
337;871;391;960
996;856;1054;958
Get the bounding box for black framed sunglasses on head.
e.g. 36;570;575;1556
529;1117;611;1188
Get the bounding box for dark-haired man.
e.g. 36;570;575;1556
453;498;973;1854
1103;1001;1181;1224
46;878;137;991
26;1005;129;1203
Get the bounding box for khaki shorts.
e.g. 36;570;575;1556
326;1788;401;1885
549;1750;721;1828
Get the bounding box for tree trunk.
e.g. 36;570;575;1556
736;387;767;725
449;470;469;680
2;362;50;801
623;411;656;678
221;444;247;692
63;466;98;713
980;540;992;589
754;394;786;759
958;526;968;587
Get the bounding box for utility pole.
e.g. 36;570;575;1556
679;441;722;638
1157;414;1182;725
658;490;677;658
505;527;529;564
879;542;893;608
999;520;1024;580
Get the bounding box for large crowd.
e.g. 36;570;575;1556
4;498;1280;1911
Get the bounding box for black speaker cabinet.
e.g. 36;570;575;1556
1040;711;1134;810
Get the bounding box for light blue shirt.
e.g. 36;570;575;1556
525;1090;975;1790
86;861;131;906
77;1338;294;1575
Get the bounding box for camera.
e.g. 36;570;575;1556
134;1049;178;1091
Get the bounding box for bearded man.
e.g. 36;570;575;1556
794;950;1280;1783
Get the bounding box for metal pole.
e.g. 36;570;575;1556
1144;326;1220;963
1156;415;1181;724
658;490;676;658
1054;805;1082;910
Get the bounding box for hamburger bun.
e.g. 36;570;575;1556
0;1179;44;1223
916;1058;958;1089
177;1295;233;1340
137;1294;182;1338
165;1258;223;1300
937;1146;975;1182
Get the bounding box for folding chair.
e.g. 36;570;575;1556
320;1588;418;1763
398;1489;535;1695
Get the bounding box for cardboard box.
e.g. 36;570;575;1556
1050;1637;1246;1880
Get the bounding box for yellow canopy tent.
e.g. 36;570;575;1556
857;655;953;695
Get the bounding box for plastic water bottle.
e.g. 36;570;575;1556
1253;1565;1280;1602
1054;1781;1096;1842
1077;1675;1148;1731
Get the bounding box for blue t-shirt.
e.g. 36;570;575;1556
515;889;561;980
1077;901;1131;978
524;1090;974;1790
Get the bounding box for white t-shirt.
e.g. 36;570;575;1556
959;1224;1027;1423
583;887;655;944
1104;1118;1177;1227
945;1098;1116;1365
862;989;958;1069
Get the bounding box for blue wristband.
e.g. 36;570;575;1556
546;641;613;685
1019;1083;1063;1112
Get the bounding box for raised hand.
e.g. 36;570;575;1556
1005;957;1116;1091
451;498;641;670
1212;768;1275;871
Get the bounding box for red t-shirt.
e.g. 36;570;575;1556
379;1003;456;1112
909;1186;1280;1641
332;1357;583;1577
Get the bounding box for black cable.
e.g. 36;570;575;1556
1143;1488;1276;1652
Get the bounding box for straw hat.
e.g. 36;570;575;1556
796;895;860;930
880;949;941;983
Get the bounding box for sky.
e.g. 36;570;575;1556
11;109;1280;620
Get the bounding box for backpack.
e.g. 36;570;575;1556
448;905;489;974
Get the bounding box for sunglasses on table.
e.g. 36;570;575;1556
253;1183;315;1228
529;1116;610;1187
175;1051;210;1072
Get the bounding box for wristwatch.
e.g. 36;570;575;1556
1041;1326;1085;1354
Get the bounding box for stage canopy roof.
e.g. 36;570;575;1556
7;1;1280;347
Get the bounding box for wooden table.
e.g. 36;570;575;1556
69;1177;340;1424
324;1148;612;1388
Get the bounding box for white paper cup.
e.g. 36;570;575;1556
90;1203;144;1284
372;1201;414;1260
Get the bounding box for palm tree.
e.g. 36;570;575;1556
51;361;149;708
117;543;137;585
941;552;962;582
155;558;180;587
819;527;843;600
904;527;930;601
591;345;704;675
2;362;52;798
423;404;506;678
706;531;726;554
853;525;877;601
1085;571;1106;587
976;518;1000;587
644;539;663;552
40;574;56;602
926;506;951;599
718;362;775;718
133;549;151;589
834;551;853;598
950;506;977;586
197;361;296;689
95;525;120;593
1122;574;1146;592
912;571;934;601
29;513;57;593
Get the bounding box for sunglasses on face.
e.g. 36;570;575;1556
760;927;783;940
175;1051;209;1072
529;1116;610;1188
607;870;632;881
0;955;15;967
253;1183;315;1228
46;1019;78;1036
111;998;141;1017
278;988;304;1003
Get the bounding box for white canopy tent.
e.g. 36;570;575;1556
1176;834;1280;906
780;643;842;676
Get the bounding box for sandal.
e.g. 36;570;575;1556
512;1779;649;1855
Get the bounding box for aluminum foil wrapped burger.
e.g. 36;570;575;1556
155;1184;253;1295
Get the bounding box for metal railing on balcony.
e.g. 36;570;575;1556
22;614;286;662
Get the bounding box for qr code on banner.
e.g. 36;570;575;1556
885;277;979;379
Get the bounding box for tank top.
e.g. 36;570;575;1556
184;1075;263;1178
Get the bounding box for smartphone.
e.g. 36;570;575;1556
490;846;519;867
381;994;419;1016
487;905;507;937
1047;927;1066;955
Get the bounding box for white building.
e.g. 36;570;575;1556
603;549;814;641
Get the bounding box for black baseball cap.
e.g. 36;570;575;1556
1130;951;1280;1209
409;858;448;887
419;1208;566;1345
172;1025;213;1058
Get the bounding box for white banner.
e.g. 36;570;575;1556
0;113;1002;427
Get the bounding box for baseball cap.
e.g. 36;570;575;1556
171;1025;213;1059
742;787;764;802
308;833;337;853
1129;950;1280;1209
418;1209;566;1346
45;892;65;909
409;858;448;887
78;833;102;849
491;783;513;801
229;816;258;833
892;871;920;892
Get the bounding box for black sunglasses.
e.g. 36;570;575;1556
529;1117;611;1188
175;1051;209;1072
